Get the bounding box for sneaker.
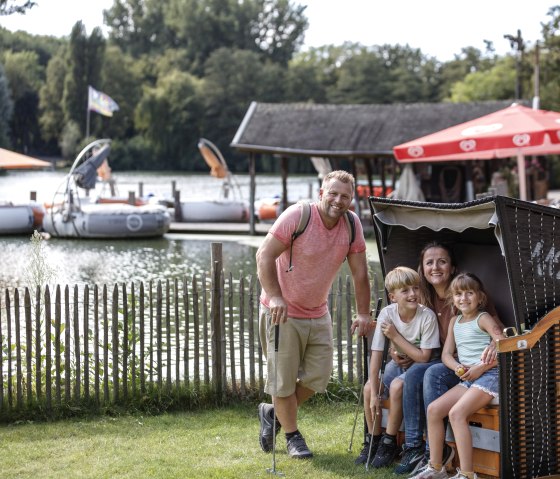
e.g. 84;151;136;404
394;444;425;474
286;432;313;459
258;403;281;453
354;433;380;465
409;463;449;479
449;469;477;479
371;434;399;468
411;443;454;477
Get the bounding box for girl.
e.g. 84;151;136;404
411;272;505;479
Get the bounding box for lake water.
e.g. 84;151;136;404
0;170;380;289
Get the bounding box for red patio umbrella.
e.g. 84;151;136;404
393;103;560;200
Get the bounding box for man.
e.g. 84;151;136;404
256;170;373;459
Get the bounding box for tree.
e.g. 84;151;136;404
135;69;204;169
104;0;173;57
539;6;560;111
106;0;308;73
2;49;43;151
0;62;14;147
327;44;440;104
438;47;498;100
251;0;308;65
63;22;106;136
39;48;67;144
447;56;516;102
95;45;143;139
200;47;287;167
0;0;35;15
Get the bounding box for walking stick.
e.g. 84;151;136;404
266;324;285;477
347;334;369;453
347;296;383;452
365;330;391;471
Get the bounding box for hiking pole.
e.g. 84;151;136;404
347;296;382;452
266;324;285;477
365;330;391;471
347;334;369;453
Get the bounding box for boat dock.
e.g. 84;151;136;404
168;217;375;236
168;221;272;235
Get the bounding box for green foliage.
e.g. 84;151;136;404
135;68;204;169
0;62;13;147
63;22;106;135
106;135;157;170
2;49;43;150
59;120;82;160
38;49;66;143
0;0;35;15
448;56;516;102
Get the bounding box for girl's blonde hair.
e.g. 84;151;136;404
448;272;488;310
385;266;420;293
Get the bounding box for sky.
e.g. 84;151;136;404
1;0;557;61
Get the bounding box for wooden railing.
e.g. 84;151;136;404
0;265;382;418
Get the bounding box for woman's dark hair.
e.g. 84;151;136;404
417;241;458;310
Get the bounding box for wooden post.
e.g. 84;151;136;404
174;190;183;222
112;284;119;402
211;242;224;396
138;182;144;199
128;191;135;205
281;157;288;212
249;153;256;235
30;191;37;201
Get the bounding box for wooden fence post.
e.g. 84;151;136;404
211;243;224;396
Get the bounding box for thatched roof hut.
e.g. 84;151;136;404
230;100;516;233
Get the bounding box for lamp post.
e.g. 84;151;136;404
504;29;525;100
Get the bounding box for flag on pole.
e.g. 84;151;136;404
88;86;119;117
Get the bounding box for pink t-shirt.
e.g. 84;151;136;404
260;202;366;318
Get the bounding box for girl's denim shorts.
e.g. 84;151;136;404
459;367;499;398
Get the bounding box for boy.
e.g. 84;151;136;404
360;266;439;471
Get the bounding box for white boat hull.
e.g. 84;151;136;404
0;202;45;234
43;204;170;238
178;200;249;223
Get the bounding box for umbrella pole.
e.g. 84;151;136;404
517;152;527;201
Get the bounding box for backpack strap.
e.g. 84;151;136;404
344;211;355;245
286;201;355;272
286;201;311;272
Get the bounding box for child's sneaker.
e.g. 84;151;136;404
394;443;425;474
354;433;380;465
409;463;449;479
371;433;399;468
449;469;478;479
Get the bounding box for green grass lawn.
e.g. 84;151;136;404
0;402;401;479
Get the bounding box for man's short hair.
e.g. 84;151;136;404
322;170;355;192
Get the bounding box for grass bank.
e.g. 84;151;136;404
1;401;399;479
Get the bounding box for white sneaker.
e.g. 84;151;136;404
449;469;478;479
410;464;448;479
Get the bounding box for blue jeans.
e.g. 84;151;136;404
402;359;440;448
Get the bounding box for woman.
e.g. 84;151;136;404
393;242;501;475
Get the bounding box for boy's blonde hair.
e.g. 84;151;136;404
385;266;420;293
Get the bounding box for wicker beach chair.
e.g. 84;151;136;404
369;195;560;479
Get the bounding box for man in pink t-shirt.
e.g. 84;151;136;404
256;170;374;459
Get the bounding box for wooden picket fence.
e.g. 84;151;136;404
0;259;382;418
